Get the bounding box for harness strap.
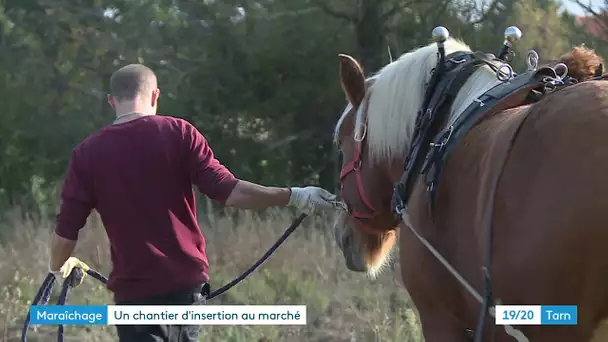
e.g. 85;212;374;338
396;52;493;213
399;209;529;342
422;68;554;203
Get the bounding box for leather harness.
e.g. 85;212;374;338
390;49;589;342
393;51;580;214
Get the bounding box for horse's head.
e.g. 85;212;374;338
332;38;486;276
332;54;400;276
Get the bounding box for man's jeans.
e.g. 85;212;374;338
115;283;210;342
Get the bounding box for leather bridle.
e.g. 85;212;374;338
338;92;398;235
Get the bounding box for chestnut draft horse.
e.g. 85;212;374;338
332;38;608;342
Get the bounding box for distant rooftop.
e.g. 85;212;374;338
576;13;608;40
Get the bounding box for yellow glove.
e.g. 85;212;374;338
49;257;90;287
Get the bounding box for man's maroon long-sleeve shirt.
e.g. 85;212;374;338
55;115;239;303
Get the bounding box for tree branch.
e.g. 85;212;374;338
573;0;601;17
472;0;500;25
380;0;415;22
432;0;450;23
309;0;357;22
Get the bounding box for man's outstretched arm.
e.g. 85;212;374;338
224;180;291;209
187;123;338;213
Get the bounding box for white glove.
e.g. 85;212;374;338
288;187;339;215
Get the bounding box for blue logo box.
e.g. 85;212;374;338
30;305;108;325
540;305;577;325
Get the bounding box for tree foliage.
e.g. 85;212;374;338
0;0;604;215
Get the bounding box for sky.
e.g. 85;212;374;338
561;0;604;15
474;0;604;16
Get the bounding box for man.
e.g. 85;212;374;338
49;64;338;342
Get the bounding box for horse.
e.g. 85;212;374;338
331;35;608;342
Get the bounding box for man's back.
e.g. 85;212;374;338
48;63;338;342
55;115;238;302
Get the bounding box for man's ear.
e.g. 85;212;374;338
151;88;160;107
107;95;116;109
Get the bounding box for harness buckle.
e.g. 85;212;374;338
354;160;362;170
429;125;454;149
392;187;406;216
447;57;468;65
496;63;514;82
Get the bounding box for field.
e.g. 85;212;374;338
0;206;423;342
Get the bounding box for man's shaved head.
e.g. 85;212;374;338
110;64;158;102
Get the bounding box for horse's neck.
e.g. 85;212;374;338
445;65;502;127
388;156;407;183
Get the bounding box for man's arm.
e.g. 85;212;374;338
185;123;294;209
50;234;77;271
224;180;290;209
186;121;337;212
51;148;95;271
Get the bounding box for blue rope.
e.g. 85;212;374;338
21;213;307;341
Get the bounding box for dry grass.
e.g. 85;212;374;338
0;207;423;342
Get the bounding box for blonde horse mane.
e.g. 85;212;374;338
335;38;504;164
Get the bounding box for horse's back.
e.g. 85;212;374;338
493;80;608;340
500;80;608;218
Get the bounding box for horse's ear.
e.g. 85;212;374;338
338;54;366;108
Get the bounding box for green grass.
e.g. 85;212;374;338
0;208;423;341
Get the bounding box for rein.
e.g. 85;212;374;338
21;213;307;342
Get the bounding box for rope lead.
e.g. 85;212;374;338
21;213;307;341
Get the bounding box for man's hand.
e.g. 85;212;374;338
49;257;90;287
288;187;339;215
